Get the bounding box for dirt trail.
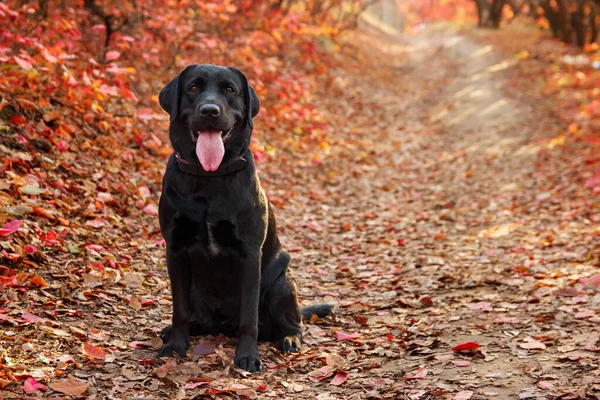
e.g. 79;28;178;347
275;28;598;398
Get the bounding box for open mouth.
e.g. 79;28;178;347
189;124;235;143
188;124;236;172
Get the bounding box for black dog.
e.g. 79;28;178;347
156;64;332;372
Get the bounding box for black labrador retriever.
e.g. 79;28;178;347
156;64;332;372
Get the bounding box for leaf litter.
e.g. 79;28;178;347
1;17;599;400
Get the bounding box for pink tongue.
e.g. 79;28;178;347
196;130;224;171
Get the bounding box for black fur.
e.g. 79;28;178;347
156;64;332;372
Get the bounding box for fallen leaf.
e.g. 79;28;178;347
128;295;142;311
82;343;106;360
155;359;177;378
537;381;554;390
105;50;121;61
14;56;33;70
330;371;348;385
85;219;106;228
193;342;216;355
143;203;158;215
48;378;88;396
30;275;48;287
575;310;595;319
494;317;521;324
451;360;471;367
308;365;336;382
21;313;46;323
453;390;473;400
23;377;47;394
452;342;479;352
518;337;546;350
580;274;600;290
405;367;428;381
335;331;360;341
466;302;493;312
0;220;21;236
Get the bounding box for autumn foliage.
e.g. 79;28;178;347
0;0;366;263
0;0;361;162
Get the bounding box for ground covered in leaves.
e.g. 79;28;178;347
2;24;600;399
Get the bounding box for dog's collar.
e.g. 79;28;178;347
175;153;247;177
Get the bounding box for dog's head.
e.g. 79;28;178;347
159;64;260;171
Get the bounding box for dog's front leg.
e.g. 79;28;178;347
158;246;192;358
234;251;262;372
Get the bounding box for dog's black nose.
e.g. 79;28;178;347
200;104;220;117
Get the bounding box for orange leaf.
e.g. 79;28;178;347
30;275;48;287
82;343;106;360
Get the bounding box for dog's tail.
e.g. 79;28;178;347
300;304;334;320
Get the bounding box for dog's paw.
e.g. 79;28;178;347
234;348;262;372
279;335;301;354
157;339;188;358
160;325;172;342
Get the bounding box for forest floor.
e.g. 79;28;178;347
2;24;600;400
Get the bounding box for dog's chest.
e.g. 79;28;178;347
206;219;239;257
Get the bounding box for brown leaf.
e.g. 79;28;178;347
518;337;546;350
129;295;142;311
48;378;88;396
155;359;177;378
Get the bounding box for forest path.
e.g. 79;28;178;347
271;27;597;398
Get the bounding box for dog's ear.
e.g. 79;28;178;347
228;67;260;130
159;65;199;123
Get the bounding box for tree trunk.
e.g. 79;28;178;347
490;0;506;27
557;0;572;42
474;0;491;26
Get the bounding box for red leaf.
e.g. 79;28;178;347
452;342;479;352
308;365;336;382
56;140;69;152
205;387;236;395
330;371;348;386
23;377;47;394
14;56;33;70
335;331;360;341
82;343;106;360
420;296;433;306
22;313;46;323
143;203;158;215
0;220;21;236
105;50;121;61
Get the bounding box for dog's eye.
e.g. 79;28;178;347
189;85;198;93
225;87;234;93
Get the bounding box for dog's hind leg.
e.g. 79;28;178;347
264;252;303;353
